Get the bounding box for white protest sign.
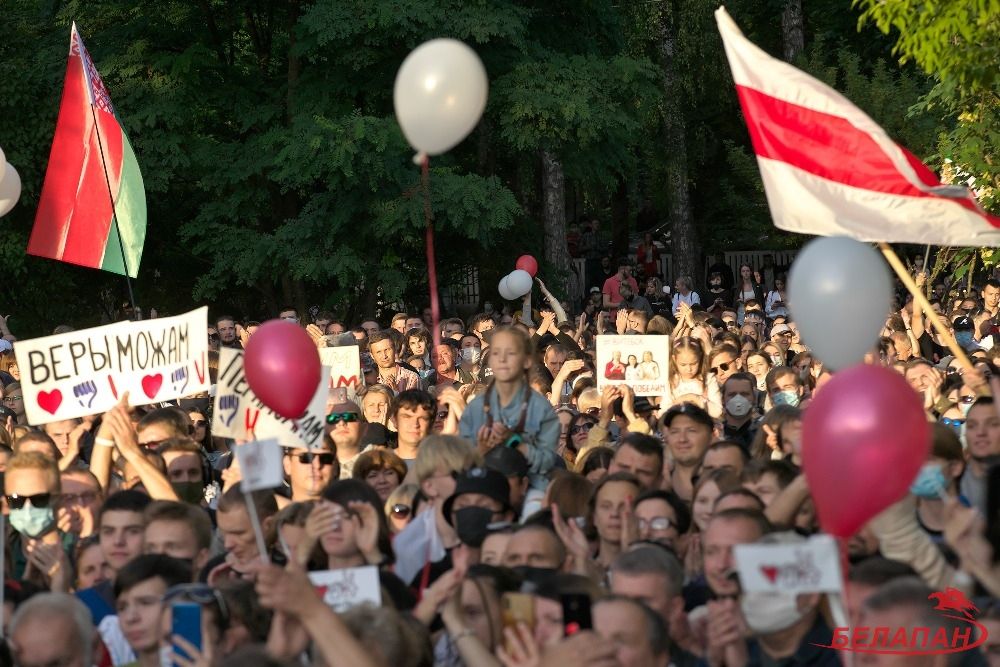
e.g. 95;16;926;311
309;566;382;612
734;534;843;594
319;345;363;404
15;307;210;425
233;438;284;492
595;335;670;397
213;348;330;449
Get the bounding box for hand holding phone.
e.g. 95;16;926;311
171;602;202;667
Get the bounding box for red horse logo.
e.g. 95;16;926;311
928;588;979;621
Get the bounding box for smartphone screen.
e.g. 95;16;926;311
501;592;535;641
171;602;202;666
561;593;592;636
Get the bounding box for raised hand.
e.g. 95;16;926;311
306;324;325;348
347;501;382;565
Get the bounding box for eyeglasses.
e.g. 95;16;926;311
60;491;100;507
326;412;359;425
940;417;965;429
712;362;732;373
436;410;449;420
391;504;411;518
163;583;230;627
3;396;22;403
191;419;207;428
637;517;673;532
570;422;595;435
6;492;58;510
290;452;335;466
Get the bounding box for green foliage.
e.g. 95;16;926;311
856;0;1000;215
0;0;969;335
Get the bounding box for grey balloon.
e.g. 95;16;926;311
788;236;891;370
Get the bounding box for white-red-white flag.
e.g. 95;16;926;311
715;7;1000;246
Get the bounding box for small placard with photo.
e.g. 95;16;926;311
595;335;670;397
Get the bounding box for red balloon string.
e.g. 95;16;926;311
420;155;441;345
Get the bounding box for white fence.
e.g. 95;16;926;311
446;249;799;309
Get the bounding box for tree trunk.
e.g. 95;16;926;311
781;0;805;62
541;149;571;296
611;177;630;261
658;4;698;284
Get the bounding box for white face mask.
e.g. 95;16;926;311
740;591;805;635
460;347;482;365
726;394;752;418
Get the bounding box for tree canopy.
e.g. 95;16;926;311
0;0;954;335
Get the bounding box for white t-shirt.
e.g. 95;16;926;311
671;291;701;314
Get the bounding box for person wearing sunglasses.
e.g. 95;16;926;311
6;452;74;587
325;400;365;478
283;437;340;503
708;343;742;388
384;482;419;535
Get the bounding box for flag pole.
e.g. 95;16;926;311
89;104;138;318
878;243;976;374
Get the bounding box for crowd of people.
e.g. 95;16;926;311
0;254;998;667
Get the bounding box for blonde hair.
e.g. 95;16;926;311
412;435;481;483
7;451;61;492
385;483;419;524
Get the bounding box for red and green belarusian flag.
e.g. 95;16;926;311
29;23;146;278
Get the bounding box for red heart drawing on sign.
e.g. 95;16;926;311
142;374;163;399
760;565;779;583
38;389;63;415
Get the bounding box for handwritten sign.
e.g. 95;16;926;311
309;566;382;612
734;534;843;594
14;307;210;425
319;346;363;404
213;348;330;449
233;438;284;492
595;335;670;397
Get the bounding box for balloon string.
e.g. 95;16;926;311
835;535;855;667
421;155;441;345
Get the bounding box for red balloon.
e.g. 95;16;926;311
802;364;929;537
515;255;538;277
243;320;322;419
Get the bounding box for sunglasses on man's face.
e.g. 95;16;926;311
289;452;335;466
712;362;732;374
6;492;57;510
326;412;359;425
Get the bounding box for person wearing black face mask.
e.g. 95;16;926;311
441;467;515;556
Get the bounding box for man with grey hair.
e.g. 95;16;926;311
593;595;671;667
9;592;97;667
861;577;989;666
610;545;697;661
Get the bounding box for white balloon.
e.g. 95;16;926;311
507;270;534;298
393;38;488;156
788;236;891;370
0;163;21;218
498;274;517;301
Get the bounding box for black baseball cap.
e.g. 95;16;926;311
484;446;530;478
442;466;511;525
658;402;714;431
953;316;974;332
